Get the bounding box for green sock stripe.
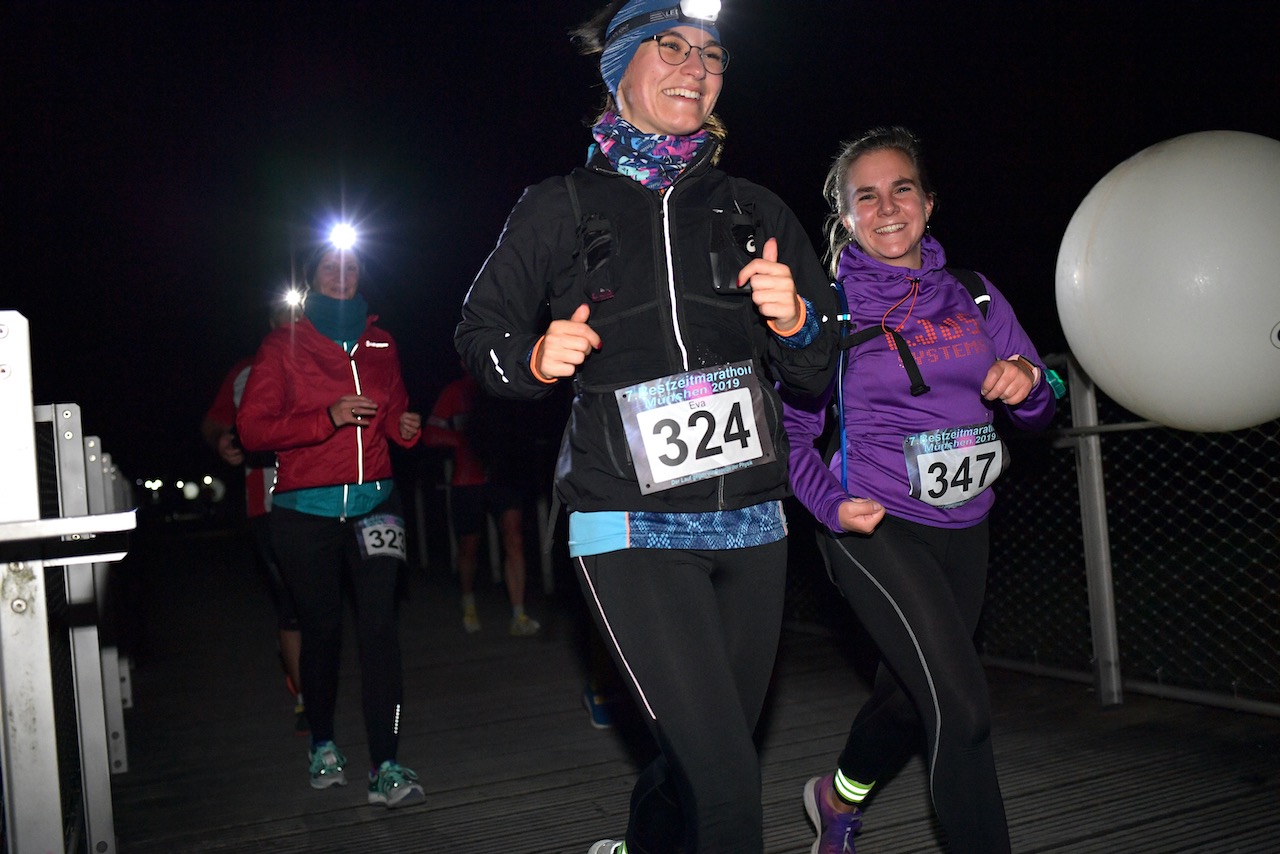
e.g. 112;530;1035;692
833;769;875;803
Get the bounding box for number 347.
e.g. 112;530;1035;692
926;452;996;499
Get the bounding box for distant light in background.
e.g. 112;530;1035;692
204;475;227;503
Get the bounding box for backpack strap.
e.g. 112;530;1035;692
946;266;990;319
841;325;931;397
564;173;582;222
534;174;583;555
822;282;851;480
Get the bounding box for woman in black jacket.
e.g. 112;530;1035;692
456;3;839;851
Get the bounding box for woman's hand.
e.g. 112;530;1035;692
838;496;886;534
329;394;378;428
738;237;802;331
399;411;422;441
537;303;601;380
981;358;1035;406
215;430;245;466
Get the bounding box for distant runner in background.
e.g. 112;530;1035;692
238;240;426;810
201;302;306;734
423;366;541;637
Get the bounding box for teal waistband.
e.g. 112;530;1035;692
272;479;395;518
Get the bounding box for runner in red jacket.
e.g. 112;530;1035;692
238;243;425;809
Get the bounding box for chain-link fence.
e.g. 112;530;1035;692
784;355;1280;716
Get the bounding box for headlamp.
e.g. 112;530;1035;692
328;222;358;251
605;0;722;48
680;0;720;22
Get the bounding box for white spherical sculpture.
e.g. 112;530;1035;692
1056;130;1280;432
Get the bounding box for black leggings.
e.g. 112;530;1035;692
248;513;299;631
820;515;1010;854
271;496;405;768
576;541;787;854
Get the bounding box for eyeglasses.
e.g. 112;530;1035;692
649;32;729;74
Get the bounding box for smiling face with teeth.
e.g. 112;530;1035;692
616;25;722;137
844;147;936;270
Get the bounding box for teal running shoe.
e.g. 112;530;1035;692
367;760;425;809
308;741;347;790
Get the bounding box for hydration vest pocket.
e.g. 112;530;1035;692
710;210;760;295
576;214;617;303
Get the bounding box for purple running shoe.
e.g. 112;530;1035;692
803;773;862;854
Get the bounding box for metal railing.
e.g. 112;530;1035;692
784;352;1280;717
984;354;1280;715
0;311;136;853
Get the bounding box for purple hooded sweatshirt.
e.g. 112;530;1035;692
783;234;1056;531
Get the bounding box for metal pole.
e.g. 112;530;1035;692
0;312;66;852
1067;354;1124;705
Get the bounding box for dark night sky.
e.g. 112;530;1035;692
5;0;1278;482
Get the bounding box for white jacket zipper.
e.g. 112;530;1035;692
660;188;690;371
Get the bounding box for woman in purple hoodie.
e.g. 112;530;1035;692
782;126;1059;854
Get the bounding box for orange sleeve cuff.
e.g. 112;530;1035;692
529;336;559;384
767;296;807;337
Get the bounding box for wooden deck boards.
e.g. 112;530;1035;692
107;521;1280;853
